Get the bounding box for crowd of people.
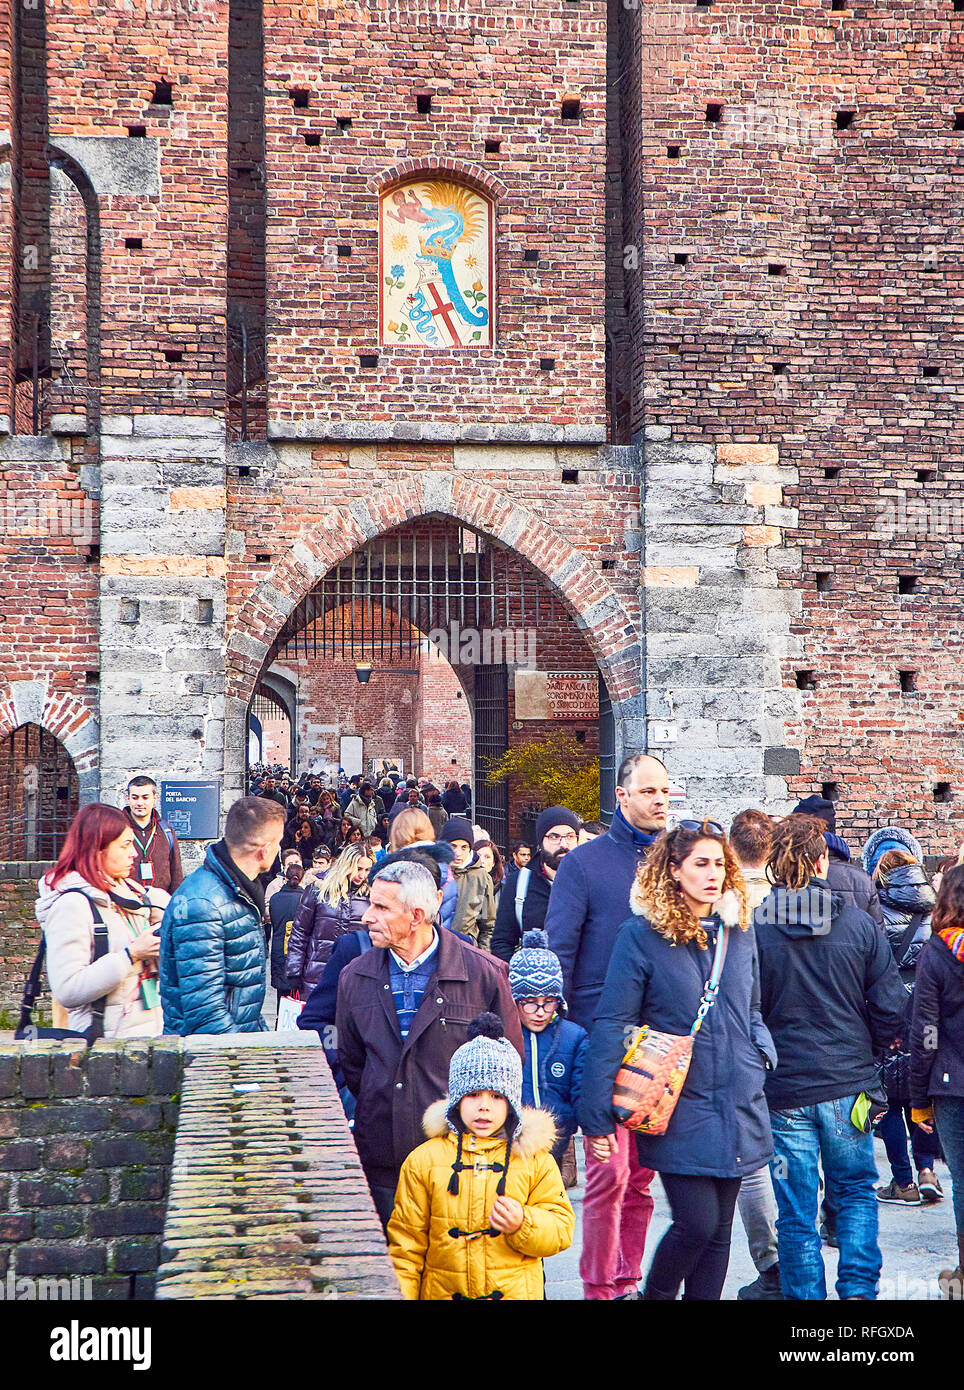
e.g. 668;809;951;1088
22;756;964;1302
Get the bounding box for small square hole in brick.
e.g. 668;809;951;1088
795;669;817;690
705;103;724;123
337;244;352;257
255;553;271;564
922;363;941;378
824;466;841;479
417;94;433;114
916;468;936;482
815;571;832;592
934;782;952;803
955;113;964;130
898;573;918;594
336;116;352;132
303;131;320;146
127;125;147;138
830;0;847;10
601;559;616;571
359;353;379;369
289;88;310;108
674;252;690;266
696;0;712;7
562;469;579;483
772;362;788;374
835;110;855;130
124;237;143;250
821;781;839;802
484;138;501;154
561;99;582;120
541;358;556;371
151;80;173;105
956;0;964;11
575;730;586;744
667;145;681;158
164;349;183;362
238;465;251;478
524;249;540;263
768;263;787;276
85;670;99;685
899;669;918;694
84;543;100;564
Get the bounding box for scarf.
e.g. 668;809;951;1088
937;926;964;964
210;839;267;918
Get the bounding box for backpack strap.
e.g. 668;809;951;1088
894;912;925;971
160;820;175;855
20;889;111;1042
514;867;531;932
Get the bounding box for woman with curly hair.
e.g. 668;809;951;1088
579;820;776;1300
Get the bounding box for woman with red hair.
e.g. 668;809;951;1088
36;803;168;1039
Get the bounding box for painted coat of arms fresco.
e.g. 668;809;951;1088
379;180;494;347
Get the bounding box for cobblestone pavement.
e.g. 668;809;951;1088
544;1141;957;1301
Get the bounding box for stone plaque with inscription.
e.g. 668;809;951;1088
547;672;598;721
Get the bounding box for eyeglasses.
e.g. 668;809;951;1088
675;819;725;837
519;998;559;1014
543;832;578;846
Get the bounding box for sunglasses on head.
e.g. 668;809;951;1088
675;819;725;837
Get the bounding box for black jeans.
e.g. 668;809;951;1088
368;1180;398;1235
644;1173;742;1300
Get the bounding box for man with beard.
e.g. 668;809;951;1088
491;807;581;963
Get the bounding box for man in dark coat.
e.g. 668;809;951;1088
491;806;581;962
336;859;523;1228
545;753;668;1300
793;795;883;926
755;815;906;1300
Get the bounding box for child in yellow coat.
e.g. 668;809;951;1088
388;1012;575;1300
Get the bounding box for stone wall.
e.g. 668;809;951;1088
0;1038;183;1300
0;863;49;1027
2;1034;401;1301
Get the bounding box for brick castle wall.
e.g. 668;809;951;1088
0;1039;183;1300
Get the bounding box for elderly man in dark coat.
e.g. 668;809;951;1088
336;859;523;1228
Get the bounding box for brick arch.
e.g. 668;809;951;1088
226;475;641;711
0;682;100;802
370;160;507;202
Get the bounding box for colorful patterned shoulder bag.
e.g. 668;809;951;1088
612;926;729;1135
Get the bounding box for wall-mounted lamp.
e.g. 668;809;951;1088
355;662;373;684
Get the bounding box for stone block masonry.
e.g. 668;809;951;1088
156;1035;400;1300
0;1038;183;1300
2;1035;401;1300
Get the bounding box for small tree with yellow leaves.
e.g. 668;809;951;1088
483;731;600;822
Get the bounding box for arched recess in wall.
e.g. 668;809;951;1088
0;724;79;861
46;146;101;448
225;480;643;833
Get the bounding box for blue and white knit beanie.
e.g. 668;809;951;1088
446;1013;522;1136
508;928;564;1003
861;826;924;877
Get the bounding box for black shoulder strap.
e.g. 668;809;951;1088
895;912;925;969
20;889;111;1041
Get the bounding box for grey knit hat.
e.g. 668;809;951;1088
446;1013;522;1136
861;825;924;877
508;928;564;1003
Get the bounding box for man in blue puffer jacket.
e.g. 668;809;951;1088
160;796;285;1035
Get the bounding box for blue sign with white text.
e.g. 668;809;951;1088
160;780;221;841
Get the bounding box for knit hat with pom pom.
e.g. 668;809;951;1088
508;928;564;1003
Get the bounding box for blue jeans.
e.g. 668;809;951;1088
934;1097;964;1236
878;1101;940;1187
769;1096;882;1300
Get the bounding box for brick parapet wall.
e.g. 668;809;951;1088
0;863;50;1027
0;1037;183;1300
156;1035;400;1300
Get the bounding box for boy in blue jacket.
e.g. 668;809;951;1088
510;929;589;1172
